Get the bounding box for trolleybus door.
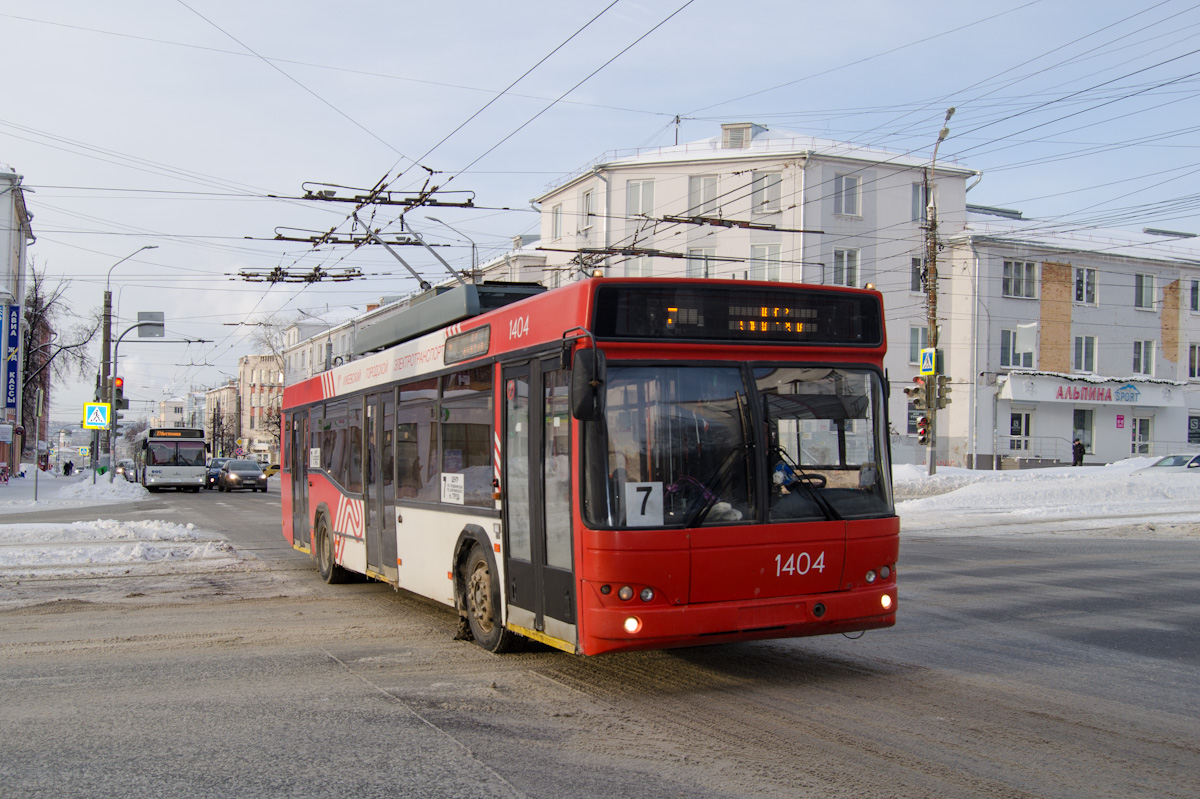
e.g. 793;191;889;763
290;411;311;549
363;391;398;582
502;358;576;645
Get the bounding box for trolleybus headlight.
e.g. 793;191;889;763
639;587;654;602
865;570;876;584
623;616;642;634
600;584;612;595
618;586;634;601
880;565;891;579
881;594;893;610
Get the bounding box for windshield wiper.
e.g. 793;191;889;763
675;442;753;528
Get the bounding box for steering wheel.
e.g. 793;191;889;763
799;472;827;488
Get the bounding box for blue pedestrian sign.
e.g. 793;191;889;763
919;348;937;376
82;402;111;430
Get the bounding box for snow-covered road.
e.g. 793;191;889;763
1;455;1196;584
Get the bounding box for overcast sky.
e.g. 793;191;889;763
4;0;1199;420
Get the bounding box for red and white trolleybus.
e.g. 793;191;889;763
280;278;898;655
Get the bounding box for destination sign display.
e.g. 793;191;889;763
592;285;883;346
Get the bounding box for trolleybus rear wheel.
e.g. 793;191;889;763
315;516;347;584
462;543;514;653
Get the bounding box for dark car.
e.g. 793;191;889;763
217;459;269;493
115;459;136;482
205;457;231;489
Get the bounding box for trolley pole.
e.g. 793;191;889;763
922;107;954;477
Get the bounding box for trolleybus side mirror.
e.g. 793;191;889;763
570;348;607;421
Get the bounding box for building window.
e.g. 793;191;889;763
1010;411;1032;451
551;204;563;239
833;248;858;287
750;243;782;282
1190;344;1200;379
908;326;929;364
1001;329;1034;368
910;257;925;293
1073;335;1096;373
627;179;654;217
1134;273;1154;309
911;183;928;223
687;248;715;278
625;255;652;277
688;175;718;216
1133;340;1154;376
751;171;781;214
1074;267;1097;305
834;174;860;216
1073;409;1094;454
1191;279;1199;312
1003;260;1037;299
580;191;594;230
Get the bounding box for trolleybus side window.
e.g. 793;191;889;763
440;368;493;508
308;404;324;468
395;403;438;501
347;400;363;494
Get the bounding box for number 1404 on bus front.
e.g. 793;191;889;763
776;551;825;577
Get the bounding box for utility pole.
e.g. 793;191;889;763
923;107;954;477
101;246;157;465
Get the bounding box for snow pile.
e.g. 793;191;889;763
896;457;1200;537
0;519;255;580
0;467;148;510
55;476;148;501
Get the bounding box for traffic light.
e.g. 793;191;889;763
903;376;929;410
113;376;128;410
916;415;930;445
936;375;952;409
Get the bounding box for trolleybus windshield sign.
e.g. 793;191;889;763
592;285;883;346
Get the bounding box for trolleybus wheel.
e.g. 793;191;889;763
462;543;515;653
315;516;347;584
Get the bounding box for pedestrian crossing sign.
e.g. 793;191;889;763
83;402;111;430
919;348;937;376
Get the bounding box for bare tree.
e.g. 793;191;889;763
21;264;100;457
250;315;289;361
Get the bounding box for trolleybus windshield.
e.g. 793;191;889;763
582;364;892;529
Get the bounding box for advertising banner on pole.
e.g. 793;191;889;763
3;305;19;411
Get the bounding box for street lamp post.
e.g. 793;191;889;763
101;245;157;466
427;217;478;281
922;107;954;477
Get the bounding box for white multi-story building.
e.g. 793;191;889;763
937;210;1200;467
153;397;188;429
533;123;1200;468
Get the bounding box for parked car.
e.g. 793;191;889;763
115;458;136;482
217;459;269;492
263;463;280;478
1131;453;1200;474
205;457;232;489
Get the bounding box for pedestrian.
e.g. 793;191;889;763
1072;438;1085;467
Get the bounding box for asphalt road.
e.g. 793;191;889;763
0;492;1197;797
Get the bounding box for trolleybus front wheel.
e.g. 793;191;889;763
315;516;347;585
462;543;515;653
